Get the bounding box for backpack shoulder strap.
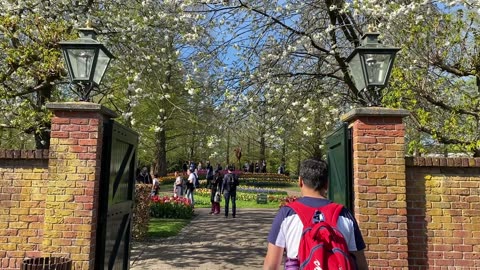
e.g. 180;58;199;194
319;203;344;227
288;201;344;227
287;200;316;227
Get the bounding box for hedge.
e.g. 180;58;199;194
132;184;151;241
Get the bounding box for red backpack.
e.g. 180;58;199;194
288;201;355;270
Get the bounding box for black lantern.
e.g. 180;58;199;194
59;25;114;101
346;32;400;106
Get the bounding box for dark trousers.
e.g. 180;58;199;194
224;192;236;217
211;202;220;214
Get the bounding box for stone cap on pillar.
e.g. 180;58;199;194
46;102;118;118
341;107;410;123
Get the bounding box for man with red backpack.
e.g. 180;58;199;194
263;159;368;270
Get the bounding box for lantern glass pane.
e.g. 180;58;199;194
363;53;393;85
67;48;96;80
93;49;111;85
347;53;366;91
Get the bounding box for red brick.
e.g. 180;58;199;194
366;186;387;193
61;125;80;131
79;126;98;132
89;119;100;125
50;131;69;138
51;117;70;124
70;132;89;139
71;118;89;125
78;153;97;160
70;146;88;153
75;196;94;203
370;158;386;165
78;139;98;146
357;137;377;144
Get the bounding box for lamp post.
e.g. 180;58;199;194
59;24;114;102
346;31;400;106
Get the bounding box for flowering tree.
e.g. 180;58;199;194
201;0;480;158
3;0;480;169
383;1;480;155
0;1;82;148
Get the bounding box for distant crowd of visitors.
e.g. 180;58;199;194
136;161;240;218
135;159;287;218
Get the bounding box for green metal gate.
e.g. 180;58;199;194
326;123;353;211
96;120;138;270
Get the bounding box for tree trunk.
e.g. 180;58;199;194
34;85;52;149
226;128;230;166
259;129;266;161
189;129;196;160
156;128;168;176
281;133;287;163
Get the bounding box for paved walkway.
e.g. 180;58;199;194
129;208;278;270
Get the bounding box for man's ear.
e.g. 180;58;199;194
298;176;303;188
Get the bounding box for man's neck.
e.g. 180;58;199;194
301;189;327;199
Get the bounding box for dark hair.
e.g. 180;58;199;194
299;159;328;191
154;173;159;178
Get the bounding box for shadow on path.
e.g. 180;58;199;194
130;208;278;270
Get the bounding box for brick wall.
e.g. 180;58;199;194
0;150;49;270
0;102;115;270
406;157;480;269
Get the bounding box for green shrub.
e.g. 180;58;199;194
132;184;151;241
150;195;194;219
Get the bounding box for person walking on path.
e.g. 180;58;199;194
173;171;184;198
151;173;160;196
221;166;239;218
186;168;196;206
136;166;152;184
208;170;222;215
263;159;368;270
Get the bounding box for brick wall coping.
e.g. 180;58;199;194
406;156;480;167
341;107;410;122
46;102;118;118
0;149;49;159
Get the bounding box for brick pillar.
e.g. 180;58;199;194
42;102;116;270
341;107;410;270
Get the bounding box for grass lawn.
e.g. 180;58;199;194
148;218;191;238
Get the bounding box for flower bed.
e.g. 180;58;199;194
236;185;287;195
159;172;293;186
150;195;194;219
195;188;286;203
239;179;296;187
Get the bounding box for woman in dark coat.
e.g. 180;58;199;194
208;170;222;215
